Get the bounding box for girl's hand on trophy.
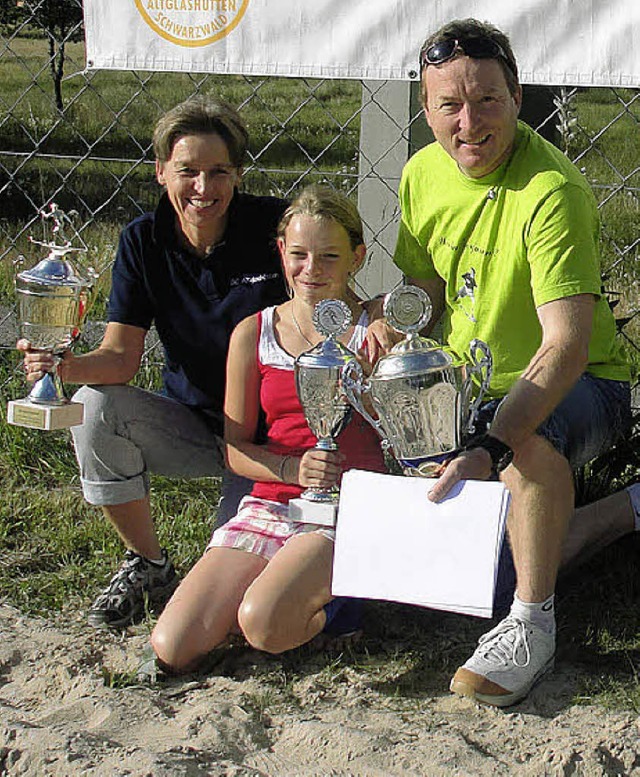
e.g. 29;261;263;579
363;317;402;365
298;449;345;488
355;345;373;377
427;447;493;503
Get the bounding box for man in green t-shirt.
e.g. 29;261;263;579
394;18;631;707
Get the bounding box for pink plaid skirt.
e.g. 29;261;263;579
207;496;335;561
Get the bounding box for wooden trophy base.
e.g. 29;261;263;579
7;398;84;430
288;498;337;527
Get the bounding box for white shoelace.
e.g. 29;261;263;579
477;617;532;669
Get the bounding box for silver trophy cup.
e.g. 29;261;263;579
7;206;93;430
293;299;357;503
343;285;492;477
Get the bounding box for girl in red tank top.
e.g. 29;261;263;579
150;185;390;673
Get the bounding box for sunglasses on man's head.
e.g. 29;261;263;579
420;36;517;77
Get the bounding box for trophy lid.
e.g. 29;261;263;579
372;284;453;380
372;338;453;380
295;337;356;369
17;253;89;288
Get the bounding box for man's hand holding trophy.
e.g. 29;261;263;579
7;204;95;431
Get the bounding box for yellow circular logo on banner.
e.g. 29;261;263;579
134;0;249;48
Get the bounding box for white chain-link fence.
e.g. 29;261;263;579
1;2;639;393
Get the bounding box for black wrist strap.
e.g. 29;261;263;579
464;433;514;473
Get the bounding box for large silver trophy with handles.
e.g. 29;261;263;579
7;204;94;431
343;285;492;477
291;300;356;524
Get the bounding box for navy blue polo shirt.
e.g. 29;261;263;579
108;191;288;427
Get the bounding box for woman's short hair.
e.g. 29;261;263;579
277;185;364;249
152;96;249;167
420;18;520;103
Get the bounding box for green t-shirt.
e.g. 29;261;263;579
394;121;629;397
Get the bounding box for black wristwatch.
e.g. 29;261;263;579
464;433;514;475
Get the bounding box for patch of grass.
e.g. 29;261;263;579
240;687;290;719
0;405;80;489
557;534;640;710
576;675;640;714
101;666;145;690
574;408;640;507
0;351;220;616
0;475;219;616
0;483;114;612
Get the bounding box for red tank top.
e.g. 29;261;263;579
251;306;386;503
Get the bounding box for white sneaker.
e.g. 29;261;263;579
450;615;555;707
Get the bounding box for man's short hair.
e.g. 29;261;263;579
419;18;520;104
152;96;249;167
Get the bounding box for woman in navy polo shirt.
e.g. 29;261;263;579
19;96;289;629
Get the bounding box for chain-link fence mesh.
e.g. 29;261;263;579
1;2;639;406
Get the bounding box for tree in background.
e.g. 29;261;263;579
9;0;85;111
0;2;22;31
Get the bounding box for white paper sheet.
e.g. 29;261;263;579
332;469;510;618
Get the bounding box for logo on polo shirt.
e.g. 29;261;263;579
134;0;250;48
230;272;280;287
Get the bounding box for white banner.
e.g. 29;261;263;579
83;0;640;87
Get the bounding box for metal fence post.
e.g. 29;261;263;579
356;80;410;297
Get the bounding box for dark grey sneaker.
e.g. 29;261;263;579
88;549;179;629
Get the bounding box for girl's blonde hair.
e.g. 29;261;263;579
277;185;364;249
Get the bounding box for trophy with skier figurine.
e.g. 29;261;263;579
7;204;95;430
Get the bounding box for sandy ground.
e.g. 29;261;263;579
2;306;639;774
1;603;639;776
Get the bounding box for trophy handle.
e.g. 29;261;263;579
462;339;493;435
342;359;387;441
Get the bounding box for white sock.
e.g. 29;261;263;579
510;592;556;635
627;483;640;531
